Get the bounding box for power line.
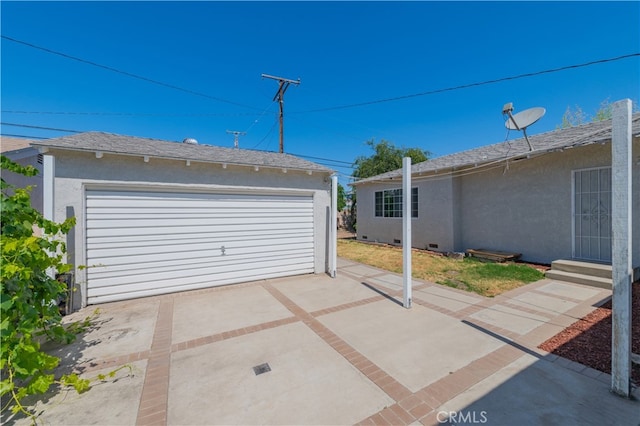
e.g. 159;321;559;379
286;114;369;142
251;119;278;150
2;110;267;117
1;122;82;133
288;152;353;166
242;101;278;135
308;162;354;171
294;53;640;113
0;133;48;139
2;35;263;111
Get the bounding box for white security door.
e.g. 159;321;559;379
85;190;314;304
573;167;612;262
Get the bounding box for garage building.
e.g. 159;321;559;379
31;132;335;309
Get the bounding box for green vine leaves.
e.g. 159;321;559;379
1;155;131;422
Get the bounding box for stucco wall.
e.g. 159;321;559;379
458;140;639;265
355;176;458;252
355;139;639;266
49;150;332;308
355;184;402;244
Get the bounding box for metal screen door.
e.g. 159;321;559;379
573;167;612;262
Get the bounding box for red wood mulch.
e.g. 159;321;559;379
538;282;640;384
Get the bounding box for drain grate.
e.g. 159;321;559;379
253;363;271;376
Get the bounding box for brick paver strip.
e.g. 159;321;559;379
135;298;173;426
170;315;298;353
262;282;413;403
528;288;590;304
65;263;615;426
262;277;570;425
356;342;527;425
412;297;460;317
499;300;558;319
340;267;390;280
310;295;385;317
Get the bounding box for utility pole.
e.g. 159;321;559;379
226;130;246;149
261;73;300;153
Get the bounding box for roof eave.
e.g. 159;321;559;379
31;143;333;175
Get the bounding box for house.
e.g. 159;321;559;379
353;113;640;270
30;132;335;309
0;136;43;213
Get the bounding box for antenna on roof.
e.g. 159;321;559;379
226;130;246;149
502;103;545;151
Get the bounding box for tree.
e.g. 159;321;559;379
349;139;430;230
592;99;613;122
559;104;588;128
337;183;346;212
558;98;638;128
353;139;430;179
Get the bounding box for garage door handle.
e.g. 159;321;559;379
221;246;226;256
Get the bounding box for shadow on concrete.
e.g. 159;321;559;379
436;320;640;425
0;313;116;424
360;281;403;307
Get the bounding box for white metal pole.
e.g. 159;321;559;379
402;157;412;308
611;98;632;397
330;175;338;278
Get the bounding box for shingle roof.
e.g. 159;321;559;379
30;132;333;173
0;136;35;153
353;113;640;185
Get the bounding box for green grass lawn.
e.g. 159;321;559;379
337;239;544;297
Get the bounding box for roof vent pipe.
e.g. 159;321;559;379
183;138;198;145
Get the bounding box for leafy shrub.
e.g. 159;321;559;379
0;155;85;419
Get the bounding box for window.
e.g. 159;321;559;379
374;188;418;218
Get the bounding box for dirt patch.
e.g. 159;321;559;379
517;261;551;273
539;282;640;384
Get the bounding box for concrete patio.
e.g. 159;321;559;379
4;258;638;425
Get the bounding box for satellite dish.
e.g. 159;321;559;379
502;104;546;151
505;107;546;130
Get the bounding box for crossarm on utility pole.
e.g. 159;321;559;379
261;74;300;153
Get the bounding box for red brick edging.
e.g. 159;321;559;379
74;269;614;426
135;298;174;426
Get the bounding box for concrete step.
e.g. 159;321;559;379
550;259;612;279
545;269;612;290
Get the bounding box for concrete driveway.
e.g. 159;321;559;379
5;258;638;425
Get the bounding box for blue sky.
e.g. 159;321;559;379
2;1;639;185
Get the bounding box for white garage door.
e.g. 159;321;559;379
85;189;315;304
